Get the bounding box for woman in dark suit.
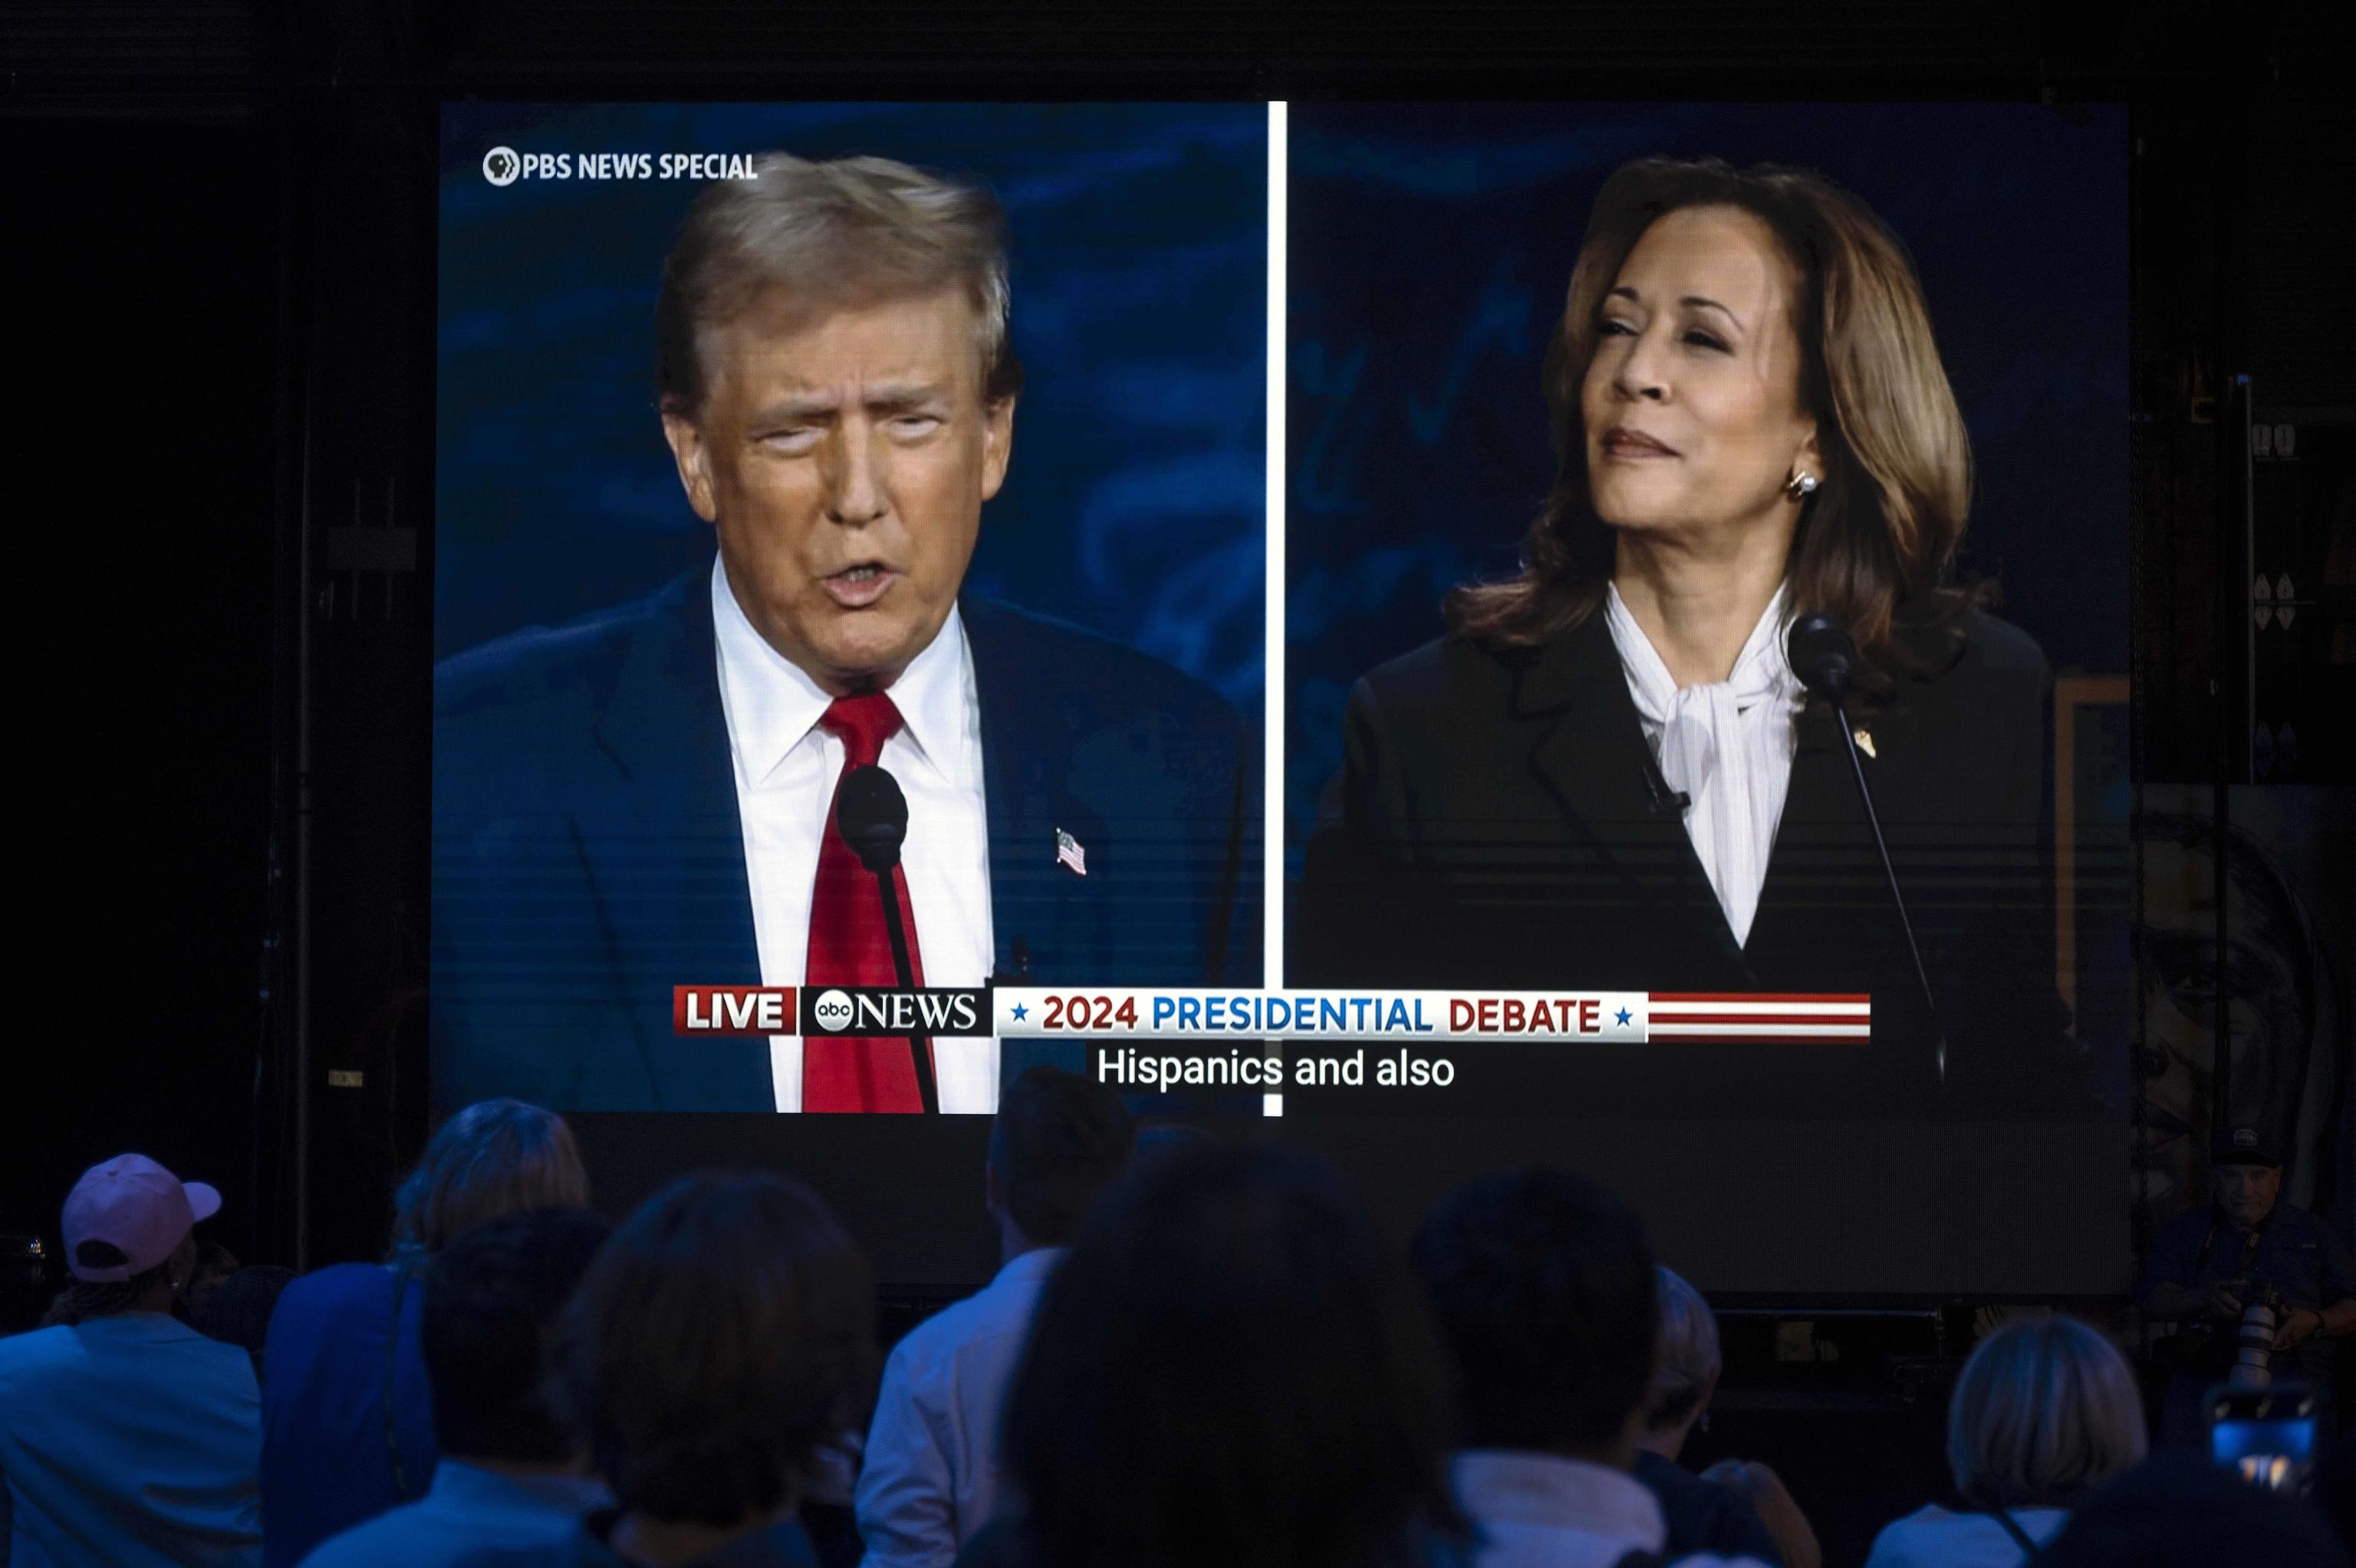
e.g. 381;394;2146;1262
1300;156;2086;1117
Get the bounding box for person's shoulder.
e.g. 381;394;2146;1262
1898;605;2049;695
267;1263;397;1357
294;1502;417;1568
1862;1503;1964;1563
1634;1449;1710;1498
1351;630;1529;728
277;1261;397;1315
2272;1201;2332;1235
960;597;1240;734
1955;606;2050;682
882;1273;1030;1381
436;575;695;722
0;1322;74;1379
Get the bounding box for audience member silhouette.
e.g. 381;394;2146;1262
262;1099;591;1566
857;1067;1134;1567
1411;1167;1770;1567
966;1144;1466;1568
1634;1267;1802;1567
1863;1315;2145;1567
524;1172;877;1566
196;1264;298;1377
2028;1449;2349;1567
303;1208;612;1566
0;1153;261;1566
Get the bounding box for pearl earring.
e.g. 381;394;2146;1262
1785;470;1819;502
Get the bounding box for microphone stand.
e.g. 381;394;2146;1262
1825;697;1949;1088
870;869;940;1116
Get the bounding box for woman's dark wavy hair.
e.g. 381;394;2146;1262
1002;1144;1466;1568
553;1172;875;1527
1446;155;1986;682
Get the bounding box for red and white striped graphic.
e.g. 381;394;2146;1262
1645;993;1871;1044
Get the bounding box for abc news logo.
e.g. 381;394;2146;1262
673;985;989;1037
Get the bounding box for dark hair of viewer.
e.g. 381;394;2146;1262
987;1066;1136;1246
556;1173;875;1527
43;1241;176;1327
1446;155;1985;689
194;1265;298;1369
1002;1145;1463;1568
423;1207;612;1463
1412;1168;1659;1455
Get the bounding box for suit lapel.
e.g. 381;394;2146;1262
963;598;1102;984
1520;615;1748;974
1744;695;1851;962
572;572;763;1069
1748;594;1957;949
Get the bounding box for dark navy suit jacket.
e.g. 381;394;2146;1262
432;564;1256;1111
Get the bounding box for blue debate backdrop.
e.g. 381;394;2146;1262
437;103;1268;711
1285;101;2131;891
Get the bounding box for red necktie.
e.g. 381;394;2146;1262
803;694;929;1113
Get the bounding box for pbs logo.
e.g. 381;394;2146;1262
811;989;856;1031
482;146;521;186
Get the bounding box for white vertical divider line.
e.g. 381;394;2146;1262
1262;100;1288;1120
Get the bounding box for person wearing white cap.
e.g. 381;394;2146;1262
0;1153;263;1566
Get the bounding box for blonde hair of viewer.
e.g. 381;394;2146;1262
1447;155;1983;685
655;152;1025;419
1947;1316;2147;1510
389;1099;590;1257
1647;1266;1722;1433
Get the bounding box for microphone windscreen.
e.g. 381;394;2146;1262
836;764;909;873
1785;613;1858;702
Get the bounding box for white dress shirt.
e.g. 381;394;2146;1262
1454;1450;1769;1568
1604;582;1805;948
854;1247;1064;1568
710;557;998;1113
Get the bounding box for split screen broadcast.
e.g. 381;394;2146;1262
433;103;2133;1290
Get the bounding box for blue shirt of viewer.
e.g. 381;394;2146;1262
0;1312;263;1567
262;1261;439;1566
2137;1201;2356;1384
301;1458;607;1567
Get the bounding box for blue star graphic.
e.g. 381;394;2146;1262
1614;1007;1631;1027
1010;1003;1028;1021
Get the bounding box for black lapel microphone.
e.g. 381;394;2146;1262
836;764;940;1115
1785;614;1948;1088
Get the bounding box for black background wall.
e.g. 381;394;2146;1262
7;0;2349;1300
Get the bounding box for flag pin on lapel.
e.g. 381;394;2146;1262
1055;827;1088;876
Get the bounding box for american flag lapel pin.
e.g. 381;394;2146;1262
1055;827;1088;877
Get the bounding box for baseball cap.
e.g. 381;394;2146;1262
61;1154;222;1282
2210;1126;2282;1169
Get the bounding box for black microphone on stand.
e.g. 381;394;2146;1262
1785;614;1948;1088
835;764;939;1115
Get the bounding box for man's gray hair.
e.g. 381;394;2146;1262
1644;1266;1721;1432
1948;1315;2147;1508
656;153;1023;416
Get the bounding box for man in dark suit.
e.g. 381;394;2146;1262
433;153;1253;1114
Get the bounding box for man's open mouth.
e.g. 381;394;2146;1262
823;564;896;608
